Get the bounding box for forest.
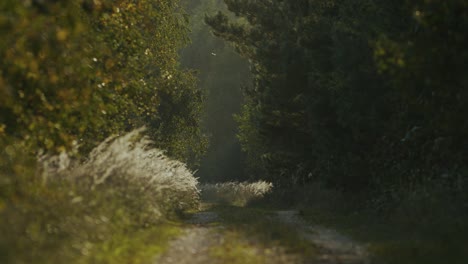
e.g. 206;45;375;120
1;0;467;263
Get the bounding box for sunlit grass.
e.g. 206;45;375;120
79;224;181;264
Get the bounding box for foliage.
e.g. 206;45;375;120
0;129;199;264
0;0;207;166
206;0;468;202
0;1;208;262
205;5;468;261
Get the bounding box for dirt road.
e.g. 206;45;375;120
155;208;369;264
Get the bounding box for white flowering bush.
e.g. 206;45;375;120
200;181;273;206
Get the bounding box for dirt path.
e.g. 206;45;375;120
153;212;221;264
275;211;369;264
155;209;369;264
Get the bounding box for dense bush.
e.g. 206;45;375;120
0;0;207;166
206;0;468;210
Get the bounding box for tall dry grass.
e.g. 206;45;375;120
41;128;200;216
200;181;273;206
0;128;199;263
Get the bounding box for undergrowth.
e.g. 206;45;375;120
0;129;198;264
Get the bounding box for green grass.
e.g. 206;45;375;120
79;224;181;264
208;205;318;262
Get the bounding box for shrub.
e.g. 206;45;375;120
200;181;273;206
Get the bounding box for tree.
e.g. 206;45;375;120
206;0;468;195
